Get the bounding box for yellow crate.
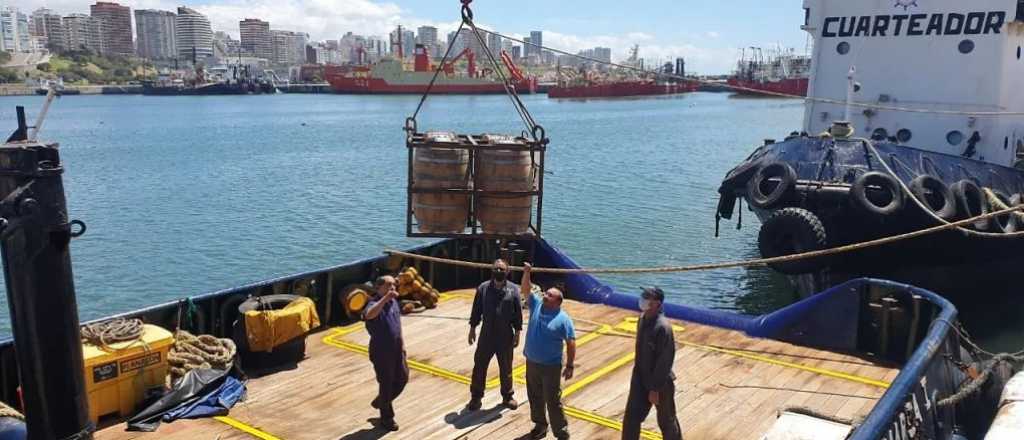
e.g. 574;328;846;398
82;324;173;424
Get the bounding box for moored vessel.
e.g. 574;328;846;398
727;47;810;97
716;0;1024;299
325;44;537;94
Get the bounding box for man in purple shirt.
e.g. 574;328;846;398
362;275;408;431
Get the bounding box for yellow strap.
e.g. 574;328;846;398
214;416;282;440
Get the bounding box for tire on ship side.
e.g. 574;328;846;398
746;162;796;209
757;207;829;275
951;180;990;231
233;294;307;371
850;171;904;216
909;175;957;221
990;190;1017;233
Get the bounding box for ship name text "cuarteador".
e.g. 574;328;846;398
822;11;1006;38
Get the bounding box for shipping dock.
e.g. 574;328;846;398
94;289;897;440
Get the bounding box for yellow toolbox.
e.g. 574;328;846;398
82;324;173;424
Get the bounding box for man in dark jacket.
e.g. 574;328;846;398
622;287;682;440
467;258;524;411
362;275;408;432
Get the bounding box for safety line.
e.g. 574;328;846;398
385;200;1024;275
213;416;283;440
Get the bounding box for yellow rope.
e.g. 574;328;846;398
385;200;1024;274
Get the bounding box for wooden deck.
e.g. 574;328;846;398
95;290;899;440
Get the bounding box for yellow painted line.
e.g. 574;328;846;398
680;341;891;389
324;313;669;438
608;317;888;389
323;330;473;385
564;406;662;440
563;352;636;398
214;416;282;440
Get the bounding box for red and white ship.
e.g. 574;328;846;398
325;45;536;94
727;47;810;97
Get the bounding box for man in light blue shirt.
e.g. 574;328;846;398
520;262;576;440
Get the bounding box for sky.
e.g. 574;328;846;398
14;0;810;74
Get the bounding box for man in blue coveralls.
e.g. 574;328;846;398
362;275;408;432
520;262;576;440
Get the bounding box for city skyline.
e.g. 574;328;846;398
8;0;807;74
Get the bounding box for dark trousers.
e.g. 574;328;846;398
621;378;682;440
370;348;409;421
526;360;569;438
470;337;514;400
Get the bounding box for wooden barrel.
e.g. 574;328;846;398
476;136;535;234
412;133;470;233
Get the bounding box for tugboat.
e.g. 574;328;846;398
716;0;1024;298
142;64;275;96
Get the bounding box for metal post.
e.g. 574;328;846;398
0;137;91;438
844;66;856;123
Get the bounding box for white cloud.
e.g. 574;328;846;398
706;31;721;39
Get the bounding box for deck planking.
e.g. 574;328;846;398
95;289;898;440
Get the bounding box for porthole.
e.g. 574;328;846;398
958;40;975;54
837;41;851;55
897;129;913;143
1018;46;1022;59
947;131;964;145
1005;137;1010;150
871;128;889;140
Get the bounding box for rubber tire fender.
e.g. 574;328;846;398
757;207;829;275
951;180;990;231
746;162;797;209
990;190;1017;233
909;175;957;221
850;171;904;216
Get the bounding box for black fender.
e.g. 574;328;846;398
758;207;829;275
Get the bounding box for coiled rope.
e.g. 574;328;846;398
81;318;144;348
167;330;236;380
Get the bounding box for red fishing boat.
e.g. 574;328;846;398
325;45;536;94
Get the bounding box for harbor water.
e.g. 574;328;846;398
0;92;1019;351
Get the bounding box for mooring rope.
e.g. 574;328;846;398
81;317;144;347
856;137;1024;239
0;401;23;421
386;200;1024;274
